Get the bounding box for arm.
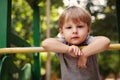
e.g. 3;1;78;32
42;38;69;53
42;38;82;57
82;36;110;57
77;36;110;68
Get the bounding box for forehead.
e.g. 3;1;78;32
64;8;88;24
64;18;85;26
65;16;84;25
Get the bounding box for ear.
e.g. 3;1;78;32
88;27;91;35
59;28;64;38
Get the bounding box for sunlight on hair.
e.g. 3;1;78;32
63;0;81;7
58;7;64;15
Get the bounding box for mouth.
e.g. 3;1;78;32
71;36;79;39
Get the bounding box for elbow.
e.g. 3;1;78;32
94;36;110;49
104;37;110;45
101;36;111;48
42;39;50;49
42;38;56;49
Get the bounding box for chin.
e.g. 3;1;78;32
71;43;80;45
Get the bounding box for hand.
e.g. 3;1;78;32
77;54;87;68
67;45;83;57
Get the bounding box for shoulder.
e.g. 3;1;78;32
57;33;66;43
85;35;94;44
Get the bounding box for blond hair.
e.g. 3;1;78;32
59;6;91;29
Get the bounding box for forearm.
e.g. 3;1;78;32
42;38;69;53
82;36;110;57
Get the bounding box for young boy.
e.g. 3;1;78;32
42;6;110;80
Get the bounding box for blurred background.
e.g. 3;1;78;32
0;0;120;80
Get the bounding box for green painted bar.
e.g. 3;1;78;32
0;0;11;48
116;0;120;71
10;33;31;47
0;0;11;79
0;0;8;48
33;5;41;80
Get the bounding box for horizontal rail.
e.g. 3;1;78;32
0;47;45;54
0;44;120;54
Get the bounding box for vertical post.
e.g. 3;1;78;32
0;0;11;79
33;5;40;80
116;0;120;72
0;0;11;48
46;0;51;80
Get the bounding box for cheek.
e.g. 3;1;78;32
81;28;90;34
62;32;71;40
78;30;89;38
62;32;69;38
62;29;69;35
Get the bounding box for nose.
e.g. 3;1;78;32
72;28;78;34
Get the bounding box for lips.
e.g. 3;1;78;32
71;36;79;39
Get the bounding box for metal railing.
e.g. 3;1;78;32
0;44;120;54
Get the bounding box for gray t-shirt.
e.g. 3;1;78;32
56;36;101;80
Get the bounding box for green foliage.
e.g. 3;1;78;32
40;52;60;79
98;51;120;78
92;13;118;40
12;0;33;43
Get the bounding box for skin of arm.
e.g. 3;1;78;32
42;38;82;57
81;36;110;57
77;36;110;68
42;38;69;53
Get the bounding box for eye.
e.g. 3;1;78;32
66;26;72;29
77;25;83;28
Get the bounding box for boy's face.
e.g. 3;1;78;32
60;20;91;45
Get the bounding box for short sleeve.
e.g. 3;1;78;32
85;35;94;44
57;33;66;43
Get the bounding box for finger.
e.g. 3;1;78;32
82;64;87;68
83;63;87;68
77;62;82;68
77;47;83;56
76;48;80;56
80;50;83;55
77;64;81;68
72;46;78;57
77;61;86;68
78;64;87;69
76;47;81;56
84;65;87;68
81;50;84;55
73;46;78;56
